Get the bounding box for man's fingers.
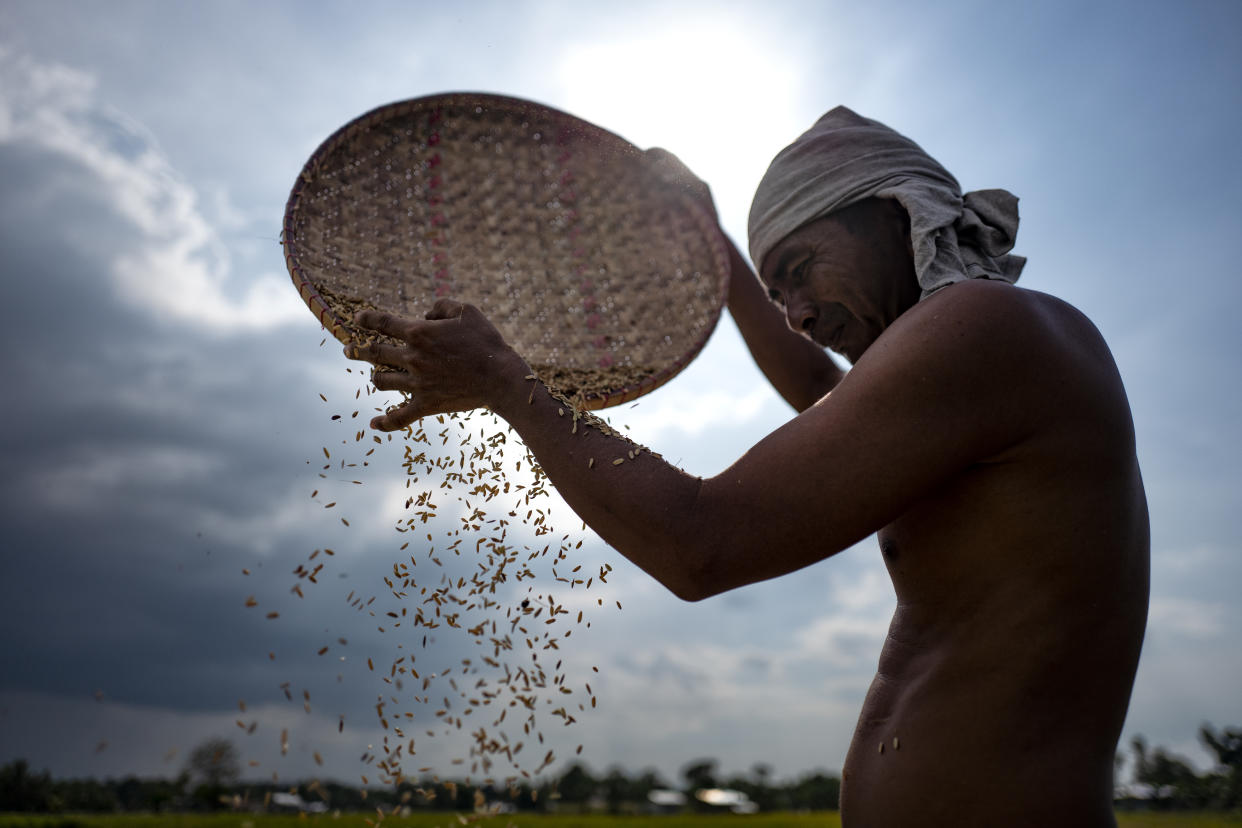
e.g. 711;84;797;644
371;400;424;432
353;310;411;339
371;368;412;392
645;146;714;210
426;298;466;321
345;341;407;367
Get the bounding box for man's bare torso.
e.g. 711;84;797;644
836;283;1149;827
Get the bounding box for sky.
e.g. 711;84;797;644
1;0;1240;792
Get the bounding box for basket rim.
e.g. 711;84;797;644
281;91;729;410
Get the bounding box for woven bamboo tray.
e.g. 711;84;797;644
282;92;729;409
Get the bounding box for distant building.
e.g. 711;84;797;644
695;788;759;814
269;791;328;813
646;788;688;813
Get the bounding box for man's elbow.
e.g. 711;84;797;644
665;578;713;603
659;544;728;603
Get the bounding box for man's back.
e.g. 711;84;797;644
836;281;1149;827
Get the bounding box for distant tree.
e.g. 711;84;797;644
751;762;773;787
786;771;842;811
54;777;117;812
1199;723;1242;808
555;762;597;804
0;759;57;812
183;737;240;810
681;758;718;812
1130;735;1211;809
600;766;632;813
681;757;717;792
630;767;669;800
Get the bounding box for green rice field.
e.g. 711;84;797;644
2;812;1241;828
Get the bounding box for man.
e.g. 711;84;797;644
347;107;1149;827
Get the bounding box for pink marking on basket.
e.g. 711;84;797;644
559;170;574;185
581;297;597;311
432;251;446;264
428;153;441;168
434;269;449;281
574;264;587;275
593;336;608;349
428;132;441;146
580;279;593;291
598;354;614;369
560;189;576;203
435;284;450;297
429;175;442;190
431;213;447;227
586;313;601;330
572;247;585;258
429;109;442;125
428;195;442;206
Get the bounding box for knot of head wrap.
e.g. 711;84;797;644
747;106;1025;299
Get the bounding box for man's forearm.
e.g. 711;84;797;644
488;355;711;600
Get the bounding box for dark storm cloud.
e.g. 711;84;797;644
0;135;505;729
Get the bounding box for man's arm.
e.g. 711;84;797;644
350;284;1035;601
641;148;840;411
723;236;844;411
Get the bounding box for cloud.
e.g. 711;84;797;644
0;49;301;333
0;689;400;783
791;569;893;670
1148;597;1227;640
609;385;775;442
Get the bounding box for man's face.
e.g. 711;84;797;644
757;198;917;364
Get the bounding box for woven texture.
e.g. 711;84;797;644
282;92;729;409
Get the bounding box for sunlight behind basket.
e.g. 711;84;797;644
282;92;729;409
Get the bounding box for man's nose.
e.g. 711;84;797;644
785;297;817;337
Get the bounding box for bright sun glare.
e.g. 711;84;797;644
557;19;805;248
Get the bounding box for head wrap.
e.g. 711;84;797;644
747;106;1025;299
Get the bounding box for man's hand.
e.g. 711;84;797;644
644;147;717;220
645;147;842;410
345;299;527;431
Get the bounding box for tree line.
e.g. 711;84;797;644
1118;724;1242;811
1;723;1238;814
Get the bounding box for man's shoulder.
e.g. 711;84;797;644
909;280;1082;340
870;280;1099;375
846;279;1124;425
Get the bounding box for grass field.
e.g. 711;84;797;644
3;812;1241;828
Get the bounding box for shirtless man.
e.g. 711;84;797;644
346;107;1149;827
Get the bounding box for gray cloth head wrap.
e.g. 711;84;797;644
748;106;1025;299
